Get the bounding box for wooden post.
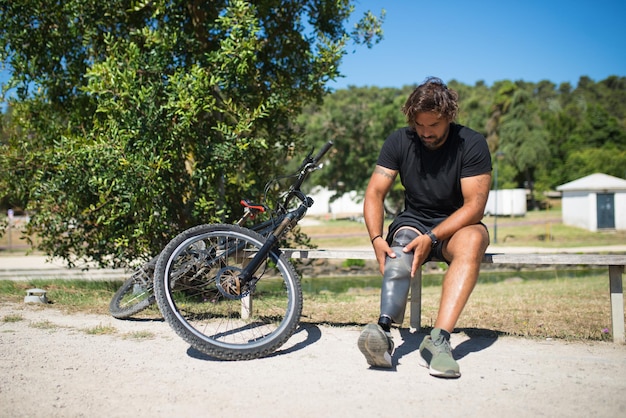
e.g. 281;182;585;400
609;265;625;344
241;293;252;320
409;268;422;331
241;254;252;320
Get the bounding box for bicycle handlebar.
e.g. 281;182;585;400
295;140;333;182
311;141;334;165
279;141;333;211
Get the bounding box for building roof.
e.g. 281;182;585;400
557;173;626;192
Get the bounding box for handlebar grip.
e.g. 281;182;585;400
312;141;333;164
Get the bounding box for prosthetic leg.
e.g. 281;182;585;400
378;228;418;331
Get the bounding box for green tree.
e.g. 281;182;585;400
497;89;550;209
451;79;492;138
298;76;626;207
541;78;626;188
0;0;383;267
566;148;626;179
298;86;405;215
486;80;517;152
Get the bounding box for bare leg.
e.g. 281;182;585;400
434;224;489;332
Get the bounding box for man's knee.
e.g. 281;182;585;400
445;224;489;262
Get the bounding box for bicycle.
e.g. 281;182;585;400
152;141;333;360
108;200;270;319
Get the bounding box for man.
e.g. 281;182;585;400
358;77;492;378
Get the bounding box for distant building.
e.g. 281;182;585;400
306;186;363;218
557;173;626;231
484;188;527;216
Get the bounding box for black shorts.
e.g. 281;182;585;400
386;215;488;265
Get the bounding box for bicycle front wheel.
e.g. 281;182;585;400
153;224;303;360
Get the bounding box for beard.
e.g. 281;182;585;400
419;124;449;150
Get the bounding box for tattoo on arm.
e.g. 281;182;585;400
374;167;395;180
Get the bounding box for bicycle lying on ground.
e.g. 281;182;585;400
152;142;333;360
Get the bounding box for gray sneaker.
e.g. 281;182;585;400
418;328;461;378
358;324;394;368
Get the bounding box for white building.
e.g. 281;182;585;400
306;186;363;218
556;173;626;231
484;188;527;216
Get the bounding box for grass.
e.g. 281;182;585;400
0;270;620;342
0;279;120;314
121;330;156;340
30;319;59;329
84;324;117;335
1;313;23;323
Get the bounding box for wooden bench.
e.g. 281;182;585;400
282;249;626;344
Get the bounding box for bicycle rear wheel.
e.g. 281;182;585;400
153;224;302;360
109;257;157;319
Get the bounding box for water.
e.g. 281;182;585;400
300;267;604;294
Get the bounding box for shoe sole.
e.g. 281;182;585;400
358;325;392;368
418;356;461;378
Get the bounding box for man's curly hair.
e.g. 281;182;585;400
402;77;459;129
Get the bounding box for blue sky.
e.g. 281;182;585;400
330;0;626;89
1;0;624;97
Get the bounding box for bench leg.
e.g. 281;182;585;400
409;268;422;331
241;258;252;319
609;265;625;344
241;294;252;320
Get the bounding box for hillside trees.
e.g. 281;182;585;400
540;78;626;188
450;79;492;139
298;87;403;188
0;0;383;267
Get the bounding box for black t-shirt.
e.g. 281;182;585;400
376;123;492;236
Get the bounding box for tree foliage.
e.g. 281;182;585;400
0;0;383;267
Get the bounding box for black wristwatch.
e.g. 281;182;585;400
425;231;438;248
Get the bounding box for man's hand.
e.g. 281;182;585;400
372;238;396;275
402;234;432;277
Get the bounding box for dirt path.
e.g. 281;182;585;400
1;303;625;418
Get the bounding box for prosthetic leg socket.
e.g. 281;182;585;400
379;228;418;325
379;248;413;324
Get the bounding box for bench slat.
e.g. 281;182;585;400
485;253;626;265
283;249;626;266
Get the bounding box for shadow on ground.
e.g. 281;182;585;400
185;323;503;364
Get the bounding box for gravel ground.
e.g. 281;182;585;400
1;302;626;418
